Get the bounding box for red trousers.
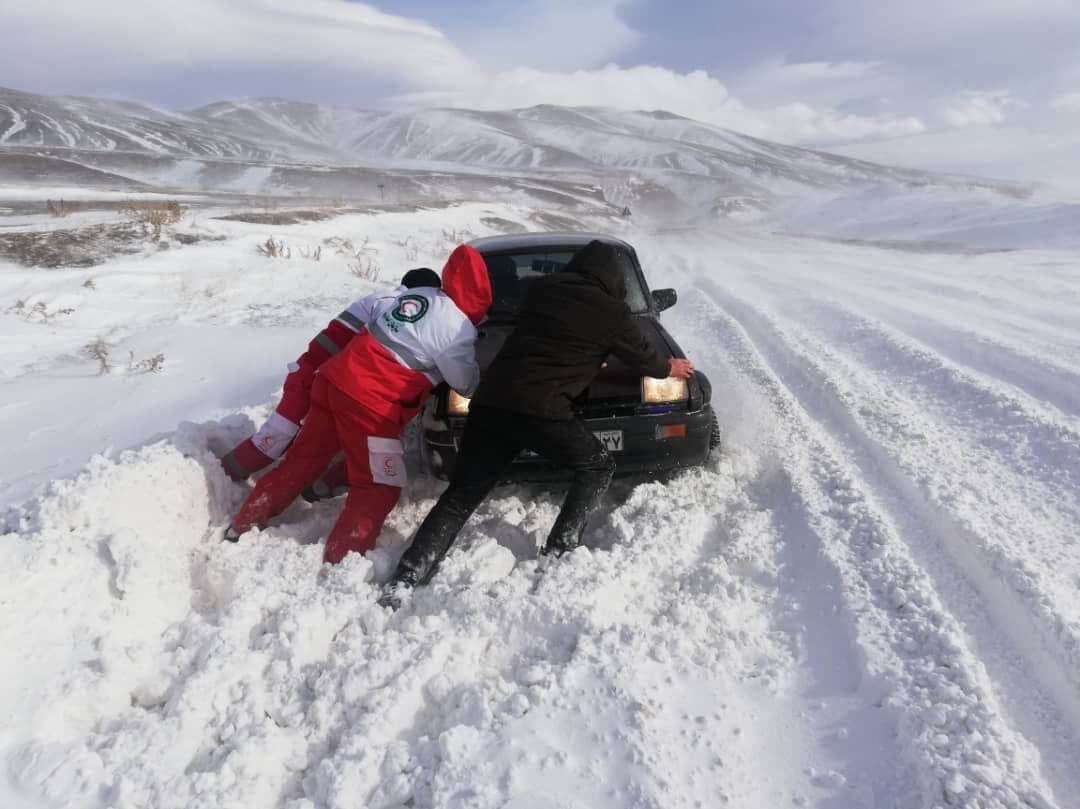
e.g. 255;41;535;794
230;375;404;563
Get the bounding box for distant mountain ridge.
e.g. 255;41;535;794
0;86;1030;213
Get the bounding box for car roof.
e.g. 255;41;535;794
467;231;635;254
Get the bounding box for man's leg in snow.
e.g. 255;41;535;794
228;378;339;536
323;482;400;563
320;384;407;563
388;406;520;591
516;417;615;556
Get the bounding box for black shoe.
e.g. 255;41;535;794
540;539;575;558
377;582;411;611
223;526;241;543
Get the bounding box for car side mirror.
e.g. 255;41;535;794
652;288;677;312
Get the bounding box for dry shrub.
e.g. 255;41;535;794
394;236;419;261
441;226;473;247
298;245;322;261
128;351;165;374
121;201;184;241
324;235;379;257
15;301;75;323
256;238;291;258
348;256;380;281
84;339;111;374
47;199;73;218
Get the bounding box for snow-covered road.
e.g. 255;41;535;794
2;207;1078;809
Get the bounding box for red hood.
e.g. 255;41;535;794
442;244;492;326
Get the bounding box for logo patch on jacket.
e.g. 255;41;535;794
391;294;429;323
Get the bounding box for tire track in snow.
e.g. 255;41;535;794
694;281;1080;805
746;265;1080;418
717;282;1080;681
728;274;1080;539
716;244;1080;381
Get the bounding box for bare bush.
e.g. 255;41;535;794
324;235;379;257
394;235;419;261
128;351;165;374
121;201;184;241
85;339;111;374
441;226;473;247
348;256;381;281
298;245;322;261
82;277;96;290
14;300;75;323
46;199;72;218
256;238;291;259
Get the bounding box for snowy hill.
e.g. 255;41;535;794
192;99;388;160
1;87;1030;213
0;87;278;160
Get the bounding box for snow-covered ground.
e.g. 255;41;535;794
1;197;1079;809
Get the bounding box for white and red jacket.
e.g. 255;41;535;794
222;245;491;480
320;244;492;430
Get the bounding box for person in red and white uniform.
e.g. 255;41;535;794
224;244;493;564
220;267;443;483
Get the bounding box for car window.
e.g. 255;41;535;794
483;247;649;319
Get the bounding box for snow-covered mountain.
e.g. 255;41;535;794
192;98;387;160
0;87;277;160
1;87;1028;211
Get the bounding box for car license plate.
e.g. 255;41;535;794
595;430;624;452
518;430;624;458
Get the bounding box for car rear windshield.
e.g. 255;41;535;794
482;247;649;319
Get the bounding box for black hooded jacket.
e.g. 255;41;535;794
472;240;671;420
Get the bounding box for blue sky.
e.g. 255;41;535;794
4;0;1080;187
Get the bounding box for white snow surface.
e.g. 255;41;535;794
2;199;1079;809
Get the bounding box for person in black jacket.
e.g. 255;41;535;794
380;240;693;606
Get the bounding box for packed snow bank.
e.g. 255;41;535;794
0;434;226;807
2;413;889;809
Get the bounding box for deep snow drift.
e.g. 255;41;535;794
2;196;1079;809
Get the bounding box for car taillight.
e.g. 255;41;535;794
447;390;472;416
642;376;688;404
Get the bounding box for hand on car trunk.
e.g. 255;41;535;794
668;358;694;379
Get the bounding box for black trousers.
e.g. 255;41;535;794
393;405;615;586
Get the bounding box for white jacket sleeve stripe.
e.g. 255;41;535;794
336;309;364;331
315;332;342;356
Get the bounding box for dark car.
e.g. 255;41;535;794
421;232;719;481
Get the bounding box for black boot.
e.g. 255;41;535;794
377;579;414;610
541;459;614;556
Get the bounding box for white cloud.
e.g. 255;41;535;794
940;91;1012;128
456;1;638;72
1051;92;1080;110
2;0;475;92
400;64;926;146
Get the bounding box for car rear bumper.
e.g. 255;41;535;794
423;405;714;482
